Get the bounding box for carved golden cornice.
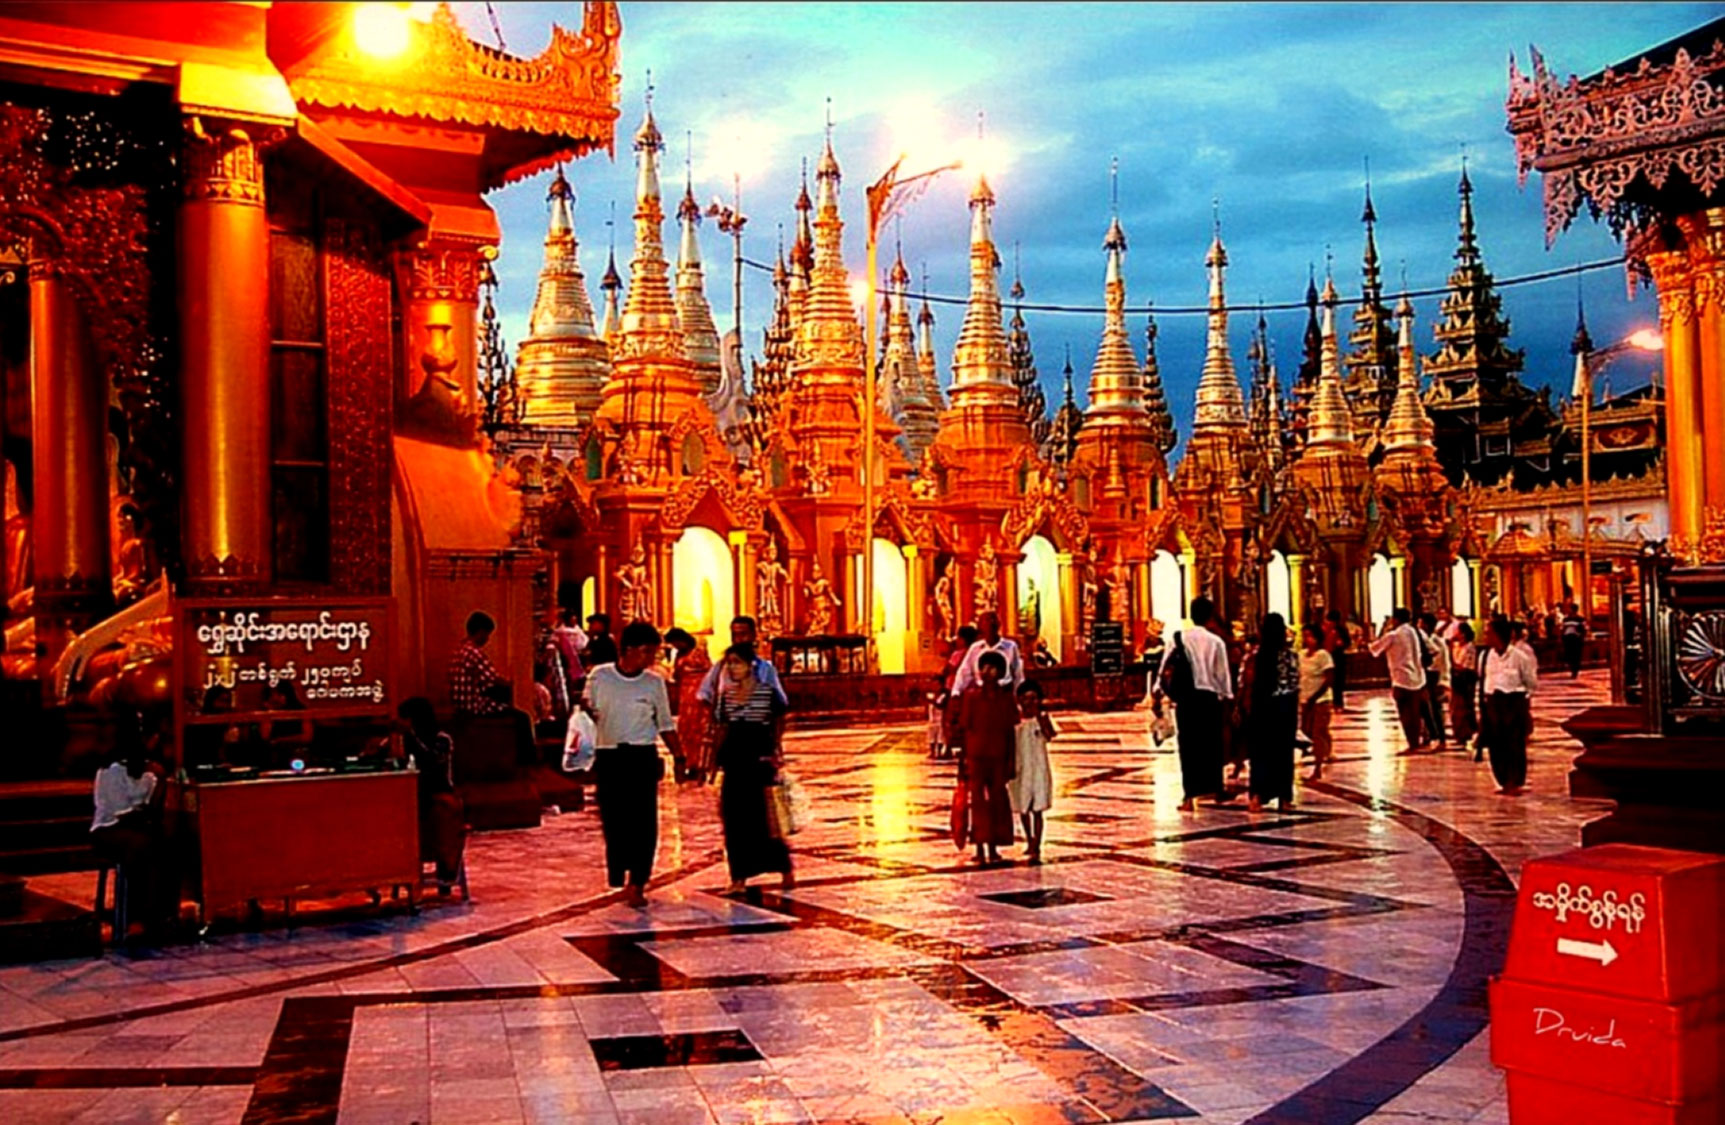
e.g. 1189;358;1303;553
282;3;621;186
1508;32;1725;244
399;243;486;304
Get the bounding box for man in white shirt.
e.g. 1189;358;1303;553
582;621;683;905
950;611;1025;697
1155;596;1234;810
1418;613;1451;751
1480;618;1539;795
1368;608;1427;753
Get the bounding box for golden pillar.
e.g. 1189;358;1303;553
1001;559;1019;635
841;550;859;634
1468;558;1484;631
1646;249;1704;555
1680;210;1725;522
1179;549;1198;620
1287;553;1307;630
1056;552;1078;663
180;119;271;591
28;256;110;672
397;239;486;444
903;544;927;668
732;531;756;618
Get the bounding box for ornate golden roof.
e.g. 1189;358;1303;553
279;2;622;190
792;136;866;375
887;249;938;462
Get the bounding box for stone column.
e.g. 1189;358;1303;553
731;531;755;618
1179;549;1198;621
1389;556;1408;611
180;118;271;591
1000;559;1020;636
1133;560;1152;648
841;550;859;634
1287;553;1307;630
1646;249;1704;555
397;239;486;446
28;256;110;673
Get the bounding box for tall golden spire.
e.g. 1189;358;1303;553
1381;293;1436;456
887;248;936;461
1083;212;1145;422
613;98;686;361
1192;214;1248;431
1307;277;1355;448
674;165;722;392
787;159;814;334
915;272;942;413
793;132;866;367
949;173;1015;400
514;166;610;428
599;200;623;347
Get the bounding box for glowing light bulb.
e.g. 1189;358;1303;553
1627;328;1663;352
849;277;871;310
353;4;412;59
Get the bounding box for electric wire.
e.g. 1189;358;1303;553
736;255;1625;316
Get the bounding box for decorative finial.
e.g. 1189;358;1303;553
977;109;985;140
824;96;833;143
685;130;693;182
1212;195;1220;238
1109;156;1119;216
607;200;616;250
1013;240;1021;286
644;68;654;112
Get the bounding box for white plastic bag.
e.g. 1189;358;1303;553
562;710;597;773
779;770;812;834
1150;710;1176;747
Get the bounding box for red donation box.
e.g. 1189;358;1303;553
1490;844;1725;1125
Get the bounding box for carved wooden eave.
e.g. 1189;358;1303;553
1000;489;1091;555
1507;21;1725;247
659;467;763;536
278;2;621;190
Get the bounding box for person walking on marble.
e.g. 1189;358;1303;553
1154;596;1236;812
1247;613;1299;814
1298;623;1335;781
957;650;1018;865
712;642;794;894
1369;608;1427;755
1010;680;1055;864
1480;617;1539;796
582;621;682;906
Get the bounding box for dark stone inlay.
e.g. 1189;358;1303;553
0;1065;259;1089
241;996;353;1125
589;1029;762;1071
980;887;1114;909
1044;811;1135;826
1238;780;1520;1125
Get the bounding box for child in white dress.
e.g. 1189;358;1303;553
1010;681;1056;863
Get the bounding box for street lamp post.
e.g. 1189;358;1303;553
1571;324;1663;620
706;173;747;337
860;157;961;660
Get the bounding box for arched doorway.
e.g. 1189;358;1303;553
1017;535;1062;661
673;526;734;659
1367;553;1394;629
1451;557;1472;619
1150;550;1183;627
1266;550;1291;623
871;537;908;674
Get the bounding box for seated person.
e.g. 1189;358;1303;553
90;713;175;940
397;697;467;893
182;685;266;770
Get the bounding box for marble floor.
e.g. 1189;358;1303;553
0;672;1614;1124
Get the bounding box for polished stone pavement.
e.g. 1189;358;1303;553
0;672;1613;1123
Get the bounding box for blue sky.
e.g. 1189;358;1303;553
462;2;1708;449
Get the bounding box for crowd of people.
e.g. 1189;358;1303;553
1151;599;1549;809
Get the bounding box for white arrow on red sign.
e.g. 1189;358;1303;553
1556;937;1618;966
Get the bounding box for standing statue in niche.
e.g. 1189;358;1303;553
756;541;788;637
615;543;650;623
933;567;955;641
1079;562;1098;635
1106;560;1129;623
803;561;838;636
1020;578;1042;641
973;541;999;617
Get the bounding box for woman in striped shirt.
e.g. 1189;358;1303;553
714;642;793;894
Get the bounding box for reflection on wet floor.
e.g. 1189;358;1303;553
0;673;1613;1123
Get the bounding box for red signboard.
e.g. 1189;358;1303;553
1501;845;1725;1003
1491;844;1725;1124
174;597;396;747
